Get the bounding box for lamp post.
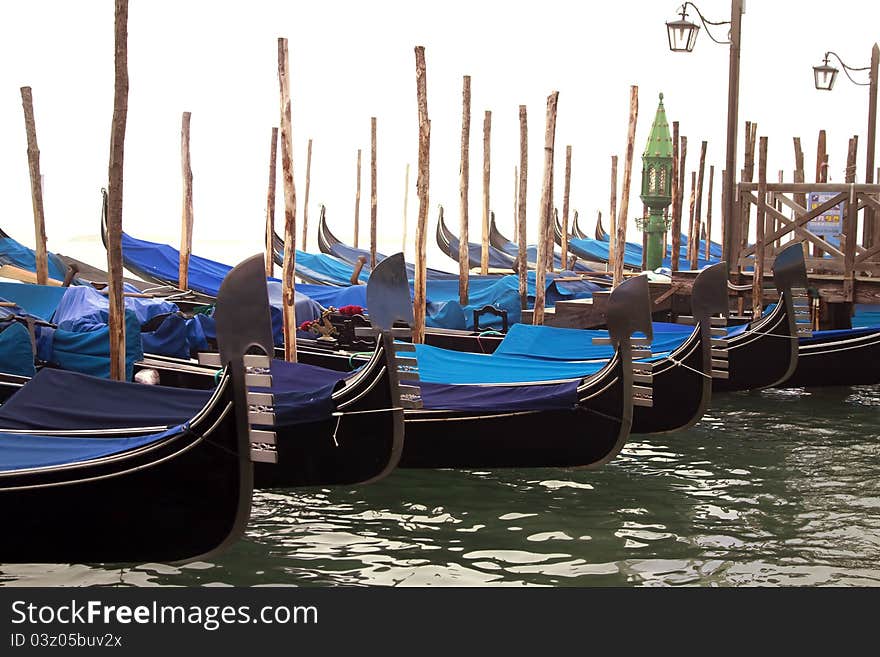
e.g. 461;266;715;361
666;0;744;275
640;93;674;271
812;44;879;247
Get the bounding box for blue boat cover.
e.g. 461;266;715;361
853;304;880;328
0;236;68;281
493;322;693;362
0;322;36;377
567;236;718;270
251;359;348;426
293;249;371;286
0;282;67;321
312;239;462;281
441;229;516;270
0;367;210;430
0;424;185;472
415;379;580;412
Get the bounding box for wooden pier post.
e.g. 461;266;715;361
705;165;715;261
459;75;471;305
609;155;618;271
845;135;859;183
561;145;572;270
413;46;431;344
354;149;361;248
674;133;688;272
670;122;680;271
370;117;377;269
739;121;757;258
179;111;193;291
277;37;298;363
301;138;312;249
687;171;697;269
481;110;492;275
793;137;806;212
816;130;827;184
517;105;528;310
692;140;707;267
19;87;49;286
264;127;278;277
106;0;129;381
613;85;639;288
844;136;858;301
753;136;768;318
533;91;559;324
402;163;410;253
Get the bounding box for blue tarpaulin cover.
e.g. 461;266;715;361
567;236;718;270
0;282;67;321
0;237;68;281
251;359;348;426
0;322;36;377
415;379;580;412
0;424;185;472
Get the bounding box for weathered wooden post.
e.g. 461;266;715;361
846;135;859;183
301;138;312;249
561;145;572;270
816;129;827;183
481;110;492;275
459;75;471;305
613;85;639;288
705;165;715;261
670;122;680;271
692;140;707;267
685;171;696;270
179;111;194;291
753;136;767;319
793;136;806;211
533;91;559;324
265;127;278;277
105;0;129;381
277;37;298;363
673;133;688;271
739;121;757;260
608;155;618;271
413;46;431;344
354;148;362;247
370;117;378;269
518;105;529;310
402;163;410;252
19;87;49;286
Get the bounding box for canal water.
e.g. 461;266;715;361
2;383;878;587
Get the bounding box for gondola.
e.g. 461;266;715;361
712;242;809;392
0;255;262;564
594;213;609;241
572;212;589;239
778;325;880;388
488;214;601;275
435;211;518;271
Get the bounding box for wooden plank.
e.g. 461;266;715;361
741;191;848;256
370;117;377;269
748;192;845;258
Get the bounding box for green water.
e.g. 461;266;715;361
2;385;879;587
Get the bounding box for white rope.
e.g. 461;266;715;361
665;357;713;380
331;407;404;417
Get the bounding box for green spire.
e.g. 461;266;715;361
642;92;673;159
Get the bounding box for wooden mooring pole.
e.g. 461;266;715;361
265;127;278;277
179;111;193;291
687;171;697;269
518;105;529;310
413;46;431;344
670;121;680;271
692;140;707;268
301;138;312;249
753;136;767;319
705;165;715;261
561;145;572;271
277;37;298;363
459;75;471;305
19;87;49;286
608;155;618;271
106;0;128;381
354;149;362;248
370;117;377;269
532;91;559;324
613;85;638;288
481;110;492;275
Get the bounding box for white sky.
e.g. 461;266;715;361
0;0;878;271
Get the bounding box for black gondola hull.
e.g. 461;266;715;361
782;329;880;388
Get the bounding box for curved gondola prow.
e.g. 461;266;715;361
316;204;340;257
573;212;588;239
552;212;564;248
606;274;653;349
595;213;608;241
367;252;413;331
489;212;512;252
99;187;109;250
771;241;810;381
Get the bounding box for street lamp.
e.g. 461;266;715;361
812;45;879;246
666;1;744;276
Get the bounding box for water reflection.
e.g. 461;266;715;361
2;385;878;586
